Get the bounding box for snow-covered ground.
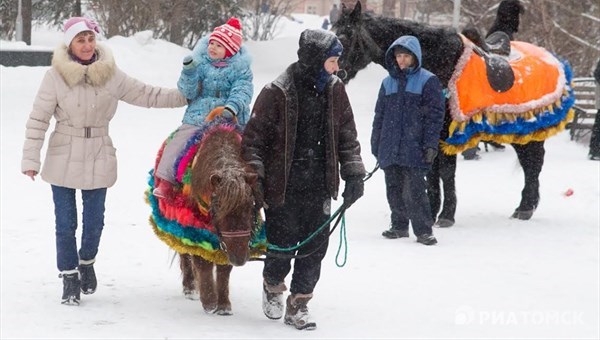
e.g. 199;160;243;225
1;15;599;339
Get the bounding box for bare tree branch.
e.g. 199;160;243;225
551;19;600;51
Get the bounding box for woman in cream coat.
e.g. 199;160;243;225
21;17;187;306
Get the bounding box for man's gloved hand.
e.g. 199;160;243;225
424;148;438;164
342;176;364;208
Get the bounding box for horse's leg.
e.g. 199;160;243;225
215;264;233;316
179;254;198;300
426;155;442;221
191;255;217;313
511;141;545;220
438;153;457;226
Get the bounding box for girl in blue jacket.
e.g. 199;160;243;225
154;17;253;198
372;35;444;245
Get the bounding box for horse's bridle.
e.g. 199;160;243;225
209;192;254;252
337;22;384;80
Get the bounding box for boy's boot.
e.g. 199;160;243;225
284;293;316;330
152;178;175;200
60;270;81;306
79;259;97;295
262;280;286;320
381;228;409;239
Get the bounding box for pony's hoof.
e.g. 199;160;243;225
203;307;217;314
216;307;233;316
183;289;199;300
202;303;218;314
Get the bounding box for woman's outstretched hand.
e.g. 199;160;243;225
24;170;37;181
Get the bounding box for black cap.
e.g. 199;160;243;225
297;29;340;73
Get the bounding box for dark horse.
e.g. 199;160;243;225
147;121;262;315
332;1;572;220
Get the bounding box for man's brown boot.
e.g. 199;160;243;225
284;293;316;330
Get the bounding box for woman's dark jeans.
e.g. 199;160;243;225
51;185;106;272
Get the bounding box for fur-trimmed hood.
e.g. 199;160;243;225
52;43;116;88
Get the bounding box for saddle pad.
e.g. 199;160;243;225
442;37;575;154
146;121;266;265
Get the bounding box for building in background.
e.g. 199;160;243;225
380;0;420;18
292;0;339;16
291;0;422;19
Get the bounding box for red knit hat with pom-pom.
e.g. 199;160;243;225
209;17;243;58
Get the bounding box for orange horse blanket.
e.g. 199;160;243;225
443;36;575;154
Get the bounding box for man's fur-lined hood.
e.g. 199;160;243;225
52;43;116;88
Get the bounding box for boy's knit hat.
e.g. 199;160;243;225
63;17;100;47
210;17;243;58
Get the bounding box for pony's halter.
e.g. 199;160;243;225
209;192;252;245
219;230;252;238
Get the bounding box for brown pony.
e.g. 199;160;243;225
149;122;260;315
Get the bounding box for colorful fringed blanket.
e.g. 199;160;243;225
442;37;576;154
145;121;266;265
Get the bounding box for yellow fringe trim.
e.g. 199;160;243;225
441;108;574;155
149;218;266;266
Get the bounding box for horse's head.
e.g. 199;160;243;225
207;170;257;266
331;1;381;83
331;1;465;87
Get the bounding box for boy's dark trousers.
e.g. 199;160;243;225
383;165;434;236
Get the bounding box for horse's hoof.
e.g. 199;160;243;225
435;218;455;228
511;209;535;220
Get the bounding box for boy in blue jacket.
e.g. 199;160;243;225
154;17;253;198
372;35;444;245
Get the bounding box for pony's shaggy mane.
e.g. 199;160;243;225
190;125;253;228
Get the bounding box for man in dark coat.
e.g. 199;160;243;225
589;59;600;160
373;35;444;245
241;29;366;330
329;4;340;24
487;0;524;40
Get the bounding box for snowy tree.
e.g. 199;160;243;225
519;0;600;77
0;0;18;40
458;0;599;77
32;0;81;27
1;0;34;44
242;0;300;41
25;0;242;48
412;0;600;77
